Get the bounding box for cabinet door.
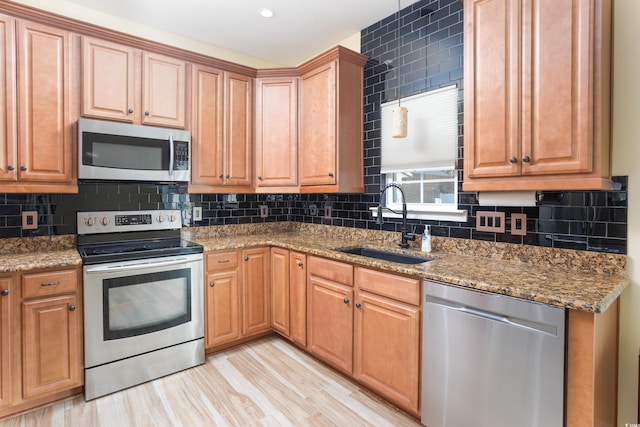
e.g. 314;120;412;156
205;270;241;348
522;0;593;175
307;275;353;374
21;294;81;400
354;291;420;415
0;15;16;182
225;72;253;186
255;77;298;187
241;248;270;336
141;52;186;128
464;0;520;179
270;247;290;337
16;20;73;183
81;37;136;122
191;64;224;185
289;251;307;347
0;277;13;411
299;61;336;186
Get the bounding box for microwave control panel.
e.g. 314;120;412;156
174;141;189;170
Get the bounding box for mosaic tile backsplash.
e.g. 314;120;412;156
0;0;628;254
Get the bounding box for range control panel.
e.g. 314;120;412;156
77;210;182;235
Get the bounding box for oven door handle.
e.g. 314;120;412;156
168;135;174;178
85;257;196;273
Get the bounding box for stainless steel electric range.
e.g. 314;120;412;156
77;209;204;400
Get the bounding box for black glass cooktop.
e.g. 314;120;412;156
78;236;203;265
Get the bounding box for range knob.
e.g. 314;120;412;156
84;217;95;227
100;217;110;226
157;215;165;223
169;214;177;222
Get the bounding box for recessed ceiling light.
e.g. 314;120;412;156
259;8;275;18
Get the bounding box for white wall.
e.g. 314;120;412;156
613;0;640;424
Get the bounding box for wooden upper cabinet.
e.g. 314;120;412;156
81;37;135;122
142;52;186;128
189;68;253;191
298;46;366;193
463;0;613;191
0;15;16;183
15;19;74;186
190;64;224;186
81;37;186;128
255;74;298;190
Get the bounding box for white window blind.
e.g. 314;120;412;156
381;84;458;173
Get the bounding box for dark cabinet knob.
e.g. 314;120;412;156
244;256;249;261
226;175;230;179
328;172;334;177
128;108;134;113
209;282;215;287
7;165;14;171
219;174;224;179
1;289;8;296
522;156;531;163
297;261;303;267
144;111;150;116
69;305;76;312
257;176;263;180
509;157;517;163
20;166;27;171
355;303;362;309
343;298;349;304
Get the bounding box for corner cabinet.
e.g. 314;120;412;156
189;65;254;193
298;46;366;193
81;36;186;128
1;16;77;193
463;0;613;191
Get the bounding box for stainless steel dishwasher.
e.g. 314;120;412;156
422;280;565;427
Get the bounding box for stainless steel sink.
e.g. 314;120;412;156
340;247;432;264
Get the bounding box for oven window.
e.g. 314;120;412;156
103;268;191;340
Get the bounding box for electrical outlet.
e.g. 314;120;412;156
511;213;527;236
193;206;202;221
260;205;269;218
22;211;38;230
476;211;505;233
324;205;332;219
309;204;318;216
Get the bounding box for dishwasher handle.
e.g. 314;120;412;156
425;295;558;337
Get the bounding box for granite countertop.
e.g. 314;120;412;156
0;225;628;313
190;228;628;314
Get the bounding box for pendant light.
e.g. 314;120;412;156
391;0;407;138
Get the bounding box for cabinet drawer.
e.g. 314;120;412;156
355;267;420;306
309;256;353;286
206;250;239;271
22;269;78;299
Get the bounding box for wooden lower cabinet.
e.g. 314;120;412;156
289;251;307;347
0;267;82;419
241;248;270;336
270;247;290;337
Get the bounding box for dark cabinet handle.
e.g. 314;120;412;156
1;289;8;296
128;108;134;113
41;281;60;287
69;305;76;312
209;282;215;287
355;303;362;309
226;175;230;179
509;157;517;163
522;156;531;163
144;111;150;116
257;176;263;180
7;165;14;171
328;172;334;177
297;261;303;267
343;298;349;304
20;166;27;171
244;256;249;261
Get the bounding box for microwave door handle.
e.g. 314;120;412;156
168;135;174;177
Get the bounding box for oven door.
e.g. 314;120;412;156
83;253;203;368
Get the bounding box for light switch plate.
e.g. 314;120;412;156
511;213;527;236
260;205;269;218
22;211;38;230
476;211;505;233
324;205;332;219
192;206;202;221
309;204;317;216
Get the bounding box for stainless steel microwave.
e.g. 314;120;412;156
78;118;191;182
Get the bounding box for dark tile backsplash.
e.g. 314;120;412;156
0;0;628;254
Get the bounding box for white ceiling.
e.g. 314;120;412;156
62;0;419;66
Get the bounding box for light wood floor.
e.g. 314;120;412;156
0;335;422;426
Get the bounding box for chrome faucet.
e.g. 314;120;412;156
376;183;415;249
